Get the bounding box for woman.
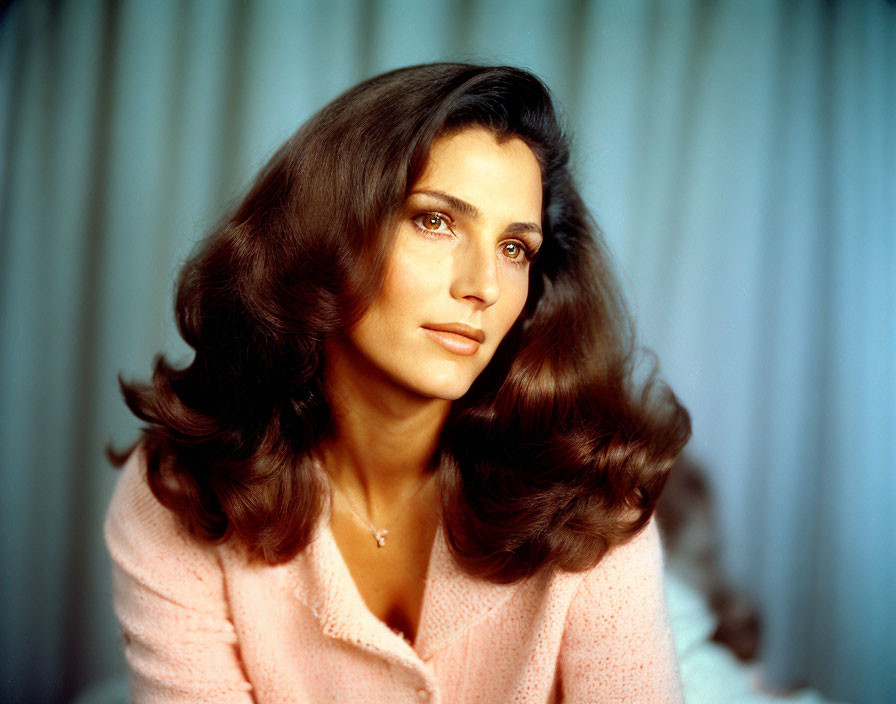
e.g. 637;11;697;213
105;62;691;703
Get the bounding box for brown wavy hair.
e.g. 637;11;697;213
108;62;691;583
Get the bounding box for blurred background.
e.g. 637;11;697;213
1;0;893;702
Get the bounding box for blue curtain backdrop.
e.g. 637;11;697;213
1;1;893;702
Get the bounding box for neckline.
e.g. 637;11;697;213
297;488;521;663
319;498;443;651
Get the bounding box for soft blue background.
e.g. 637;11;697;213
1;1;893;702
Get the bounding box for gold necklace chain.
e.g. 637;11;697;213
314;453;433;548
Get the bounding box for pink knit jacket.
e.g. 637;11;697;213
104;446;684;703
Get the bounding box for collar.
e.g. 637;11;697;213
293;509;520;665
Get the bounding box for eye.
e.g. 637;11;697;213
502;240;540;267
503;242;526;261
412;212;452;235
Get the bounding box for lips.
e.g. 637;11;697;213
421;323;484;356
421;322;485;343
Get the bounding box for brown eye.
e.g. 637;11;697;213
412;212;452;236
423;214;443;230
504;242;524;259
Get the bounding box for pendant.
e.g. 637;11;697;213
374;529;388;547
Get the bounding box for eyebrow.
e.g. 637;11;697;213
411;189;543;238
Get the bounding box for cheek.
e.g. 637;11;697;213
501;273;530;324
377;248;441;317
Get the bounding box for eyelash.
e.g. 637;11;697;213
410;211;539;267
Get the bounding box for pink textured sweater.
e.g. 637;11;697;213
104;446;684;703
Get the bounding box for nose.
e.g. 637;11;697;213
449;236;500;307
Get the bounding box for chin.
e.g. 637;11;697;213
414;380;474;401
403;368;478;401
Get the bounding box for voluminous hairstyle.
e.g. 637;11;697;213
109;62;691;583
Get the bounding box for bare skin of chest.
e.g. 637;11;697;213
329;503;439;645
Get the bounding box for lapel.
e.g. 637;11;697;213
412;521;520;660
292;509;520;665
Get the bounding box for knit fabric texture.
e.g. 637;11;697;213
104;446;684;703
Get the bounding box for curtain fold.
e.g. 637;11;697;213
1;1;893;702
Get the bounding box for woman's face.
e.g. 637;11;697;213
344;126;544;401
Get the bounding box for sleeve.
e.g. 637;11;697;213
557;517;685;703
103;444;257;703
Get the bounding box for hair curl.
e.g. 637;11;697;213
108;62;691;583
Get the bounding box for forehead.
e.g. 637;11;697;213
414;127;543;220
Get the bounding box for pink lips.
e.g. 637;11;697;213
421;327;482;356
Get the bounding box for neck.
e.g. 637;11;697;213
319;339;450;520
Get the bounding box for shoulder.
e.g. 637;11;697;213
577;515;665;594
562;516;670;636
558;516;683;701
104;443;227;606
104;445;257;701
104;442;185;551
